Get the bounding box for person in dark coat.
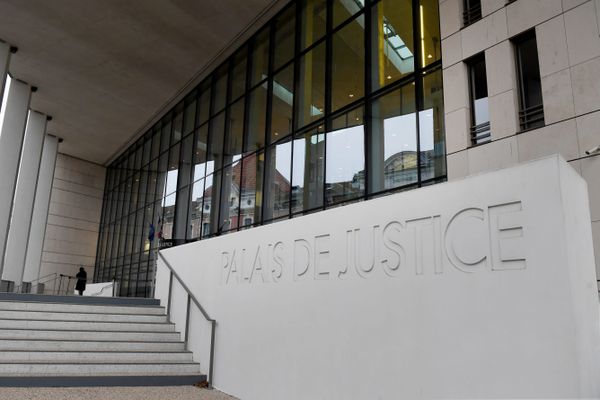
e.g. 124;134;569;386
75;267;87;296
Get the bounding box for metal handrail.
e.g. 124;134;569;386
158;252;216;388
13;272;58;293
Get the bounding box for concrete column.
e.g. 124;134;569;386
0;42;10;110
0;78;32;284
22;135;59;287
3;112;47;287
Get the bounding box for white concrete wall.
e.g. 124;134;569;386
38;154;105;290
441;0;600;274
157;156;600;400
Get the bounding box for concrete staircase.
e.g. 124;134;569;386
0;293;205;386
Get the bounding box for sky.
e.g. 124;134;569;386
0;75;10;136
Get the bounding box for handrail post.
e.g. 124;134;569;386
209;321;215;389
166;270;173;322
184;293;191;346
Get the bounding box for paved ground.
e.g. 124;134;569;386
0;386;238;400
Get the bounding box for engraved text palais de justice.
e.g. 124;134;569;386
220;201;526;284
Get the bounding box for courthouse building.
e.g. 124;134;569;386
0;0;599;398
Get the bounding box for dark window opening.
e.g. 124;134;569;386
514;30;544;131
463;0;482;27
467;54;490;145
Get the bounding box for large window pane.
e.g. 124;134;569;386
333;0;364;28
193;125;209;181
270;63;294;143
165;143;180;196
273;4;296;71
419;68;445;181
225;98;244;163
161;193;176;241
246;86;267;153
332;15;365;112
420;0;441;68
296;42;325;128
197;81;211;126
264;140;291;220
220;162;242;232
213;65;228;115
240;152;264;227
250;27;270;87
300;0;327;51
291;125;325;213
160;117;171;152
231;48;248;101
183;93;197;135
371;0;414;91
172;103;184;143
203;173;217;236
208;112;225;171
369;82;418;193
326;107;365;205
151;125;161;160
188;178;206;240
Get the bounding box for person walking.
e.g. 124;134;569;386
75;267;87;296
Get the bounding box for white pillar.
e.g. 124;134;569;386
3;111;47;287
22;135;59;287
0;78;32;284
0;42;10;110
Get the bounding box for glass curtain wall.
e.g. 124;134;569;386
94;0;445;297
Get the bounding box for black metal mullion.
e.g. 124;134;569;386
289;0;302;219
364;0;373;197
413;0;423;186
261;21;276;227
323;0;333;210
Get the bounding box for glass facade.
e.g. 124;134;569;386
94;0;445;297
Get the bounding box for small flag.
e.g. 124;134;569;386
157;217;163;240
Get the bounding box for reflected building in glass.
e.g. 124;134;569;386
94;0;445;296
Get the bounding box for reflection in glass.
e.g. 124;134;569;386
371;0;414;90
246;86;267;152
274;5;296;71
203;173;216;236
296;42;325;128
188;178;206;240
333;0;364;28
291;126;325;213
369;82;418;193
240;152;264;226
270;64;294;143
219;164;240;232
208;112;225;171
165;143;180;196
300;0;327;50
332;15;365;112
193;125;208;181
225;98;245;163
419;69;445;181
250;27;270;87
264;140;292;220
161;193;176;240
326;107;365;205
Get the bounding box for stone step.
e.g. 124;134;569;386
0;301;165;315
0;351;193;363
0;362;202;376
0;329;181;342
0;309;167;323
0;339;186;352
0;318;175;332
